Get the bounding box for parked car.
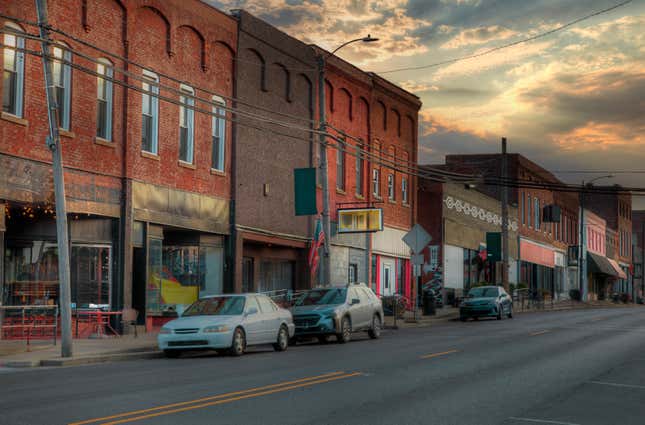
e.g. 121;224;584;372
292;283;384;343
158;294;295;357
459;285;513;321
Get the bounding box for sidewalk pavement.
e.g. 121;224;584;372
0;333;160;368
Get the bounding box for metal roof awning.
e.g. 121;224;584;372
607;258;628;279
587;252;620;278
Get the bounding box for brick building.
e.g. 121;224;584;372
321;53;421;297
0;0;237;331
444;154;580;299
633;211;645;300
230;10;317;294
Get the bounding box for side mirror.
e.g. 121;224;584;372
350;298;360;305
246;307;258;316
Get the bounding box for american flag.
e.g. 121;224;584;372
308;216;325;277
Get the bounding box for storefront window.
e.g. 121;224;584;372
146;242;224;314
3;241;59;306
70;245;111;309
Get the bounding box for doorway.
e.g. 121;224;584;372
132;247;146;325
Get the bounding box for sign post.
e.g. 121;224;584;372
403;224;432;322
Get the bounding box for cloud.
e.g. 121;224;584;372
441;25;517;49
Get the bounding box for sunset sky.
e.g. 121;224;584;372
209;0;645;207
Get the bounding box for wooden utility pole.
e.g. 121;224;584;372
36;0;73;357
501;137;509;290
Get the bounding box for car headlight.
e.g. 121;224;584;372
159;327;172;335
202;325;230;333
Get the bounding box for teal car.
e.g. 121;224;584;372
460;286;513;321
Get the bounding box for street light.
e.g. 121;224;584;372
579;175;613;301
315;35;379;287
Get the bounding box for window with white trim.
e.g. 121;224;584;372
3;24;25;117
96;59;113;140
402;177;408;204
534;197;540;231
178;84;194;163
52;44;72;130
141;70;159;154
211;95;226;172
336;139;345;191
355;145;364;197
387;174;394;201
372;168;380;197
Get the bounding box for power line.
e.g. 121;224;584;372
373;0;633;75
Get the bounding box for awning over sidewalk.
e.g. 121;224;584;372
520;239;555;268
587;252;621;278
607;258;628;279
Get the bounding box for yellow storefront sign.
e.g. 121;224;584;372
338;208;383;233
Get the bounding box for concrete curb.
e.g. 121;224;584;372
1;350;162;368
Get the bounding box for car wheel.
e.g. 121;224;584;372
163;349;181;358
508;304;513;319
273;325;289;352
336;316;352;344
368;314;381;339
497;305;503;320
228;327;246;356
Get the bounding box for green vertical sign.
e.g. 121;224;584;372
294;168;317;216
486;232;502;262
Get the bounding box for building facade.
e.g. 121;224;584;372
230;10;316;295
0;0;237;331
418;180;519;304
632;210;645;301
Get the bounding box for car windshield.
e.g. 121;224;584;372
182;296;246;316
467;287;499;298
296;288;347;306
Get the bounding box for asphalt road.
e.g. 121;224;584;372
1;307;644;425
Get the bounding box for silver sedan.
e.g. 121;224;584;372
158;294;295;357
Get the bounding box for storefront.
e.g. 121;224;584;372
2;203;119;332
371;227;411;299
586;252;623;299
519;239;555;296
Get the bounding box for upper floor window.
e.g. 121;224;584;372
52;44;72;130
96;59;113;141
527;194;532;228
521;191;525;225
211;95;226;172
141;70;159;154
534;198;540;231
336;139;346;191
3;24;25;118
372;168;380;198
178;84;195;164
387;174;395;201
402;177;409;204
355;145;364;197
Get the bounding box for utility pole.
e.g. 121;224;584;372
579;182;586;302
501;137;509;290
317;54;331;287
36;0;73;357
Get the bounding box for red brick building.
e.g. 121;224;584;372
0;0;236;331
322;54;421;298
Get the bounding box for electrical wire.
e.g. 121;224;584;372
372;0;633;75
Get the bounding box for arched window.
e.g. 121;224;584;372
3;22;25;118
96;58;113;141
211;95;226;172
141;69;159;154
52;42;72;130
178;84;195;164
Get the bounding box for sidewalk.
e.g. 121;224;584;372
0;333;160;368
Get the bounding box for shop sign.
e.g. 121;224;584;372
338;208;383;233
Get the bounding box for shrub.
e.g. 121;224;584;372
569;289;582;301
619;293;631;303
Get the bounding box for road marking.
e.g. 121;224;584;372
420;349;459;359
68;371;351;425
508;417;581;425
529;330;550;336
97;372;362;425
588;381;645;390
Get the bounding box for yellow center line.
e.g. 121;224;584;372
420;349;460;359
529;330;550;336
97;372;362;425
68;371;348;425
